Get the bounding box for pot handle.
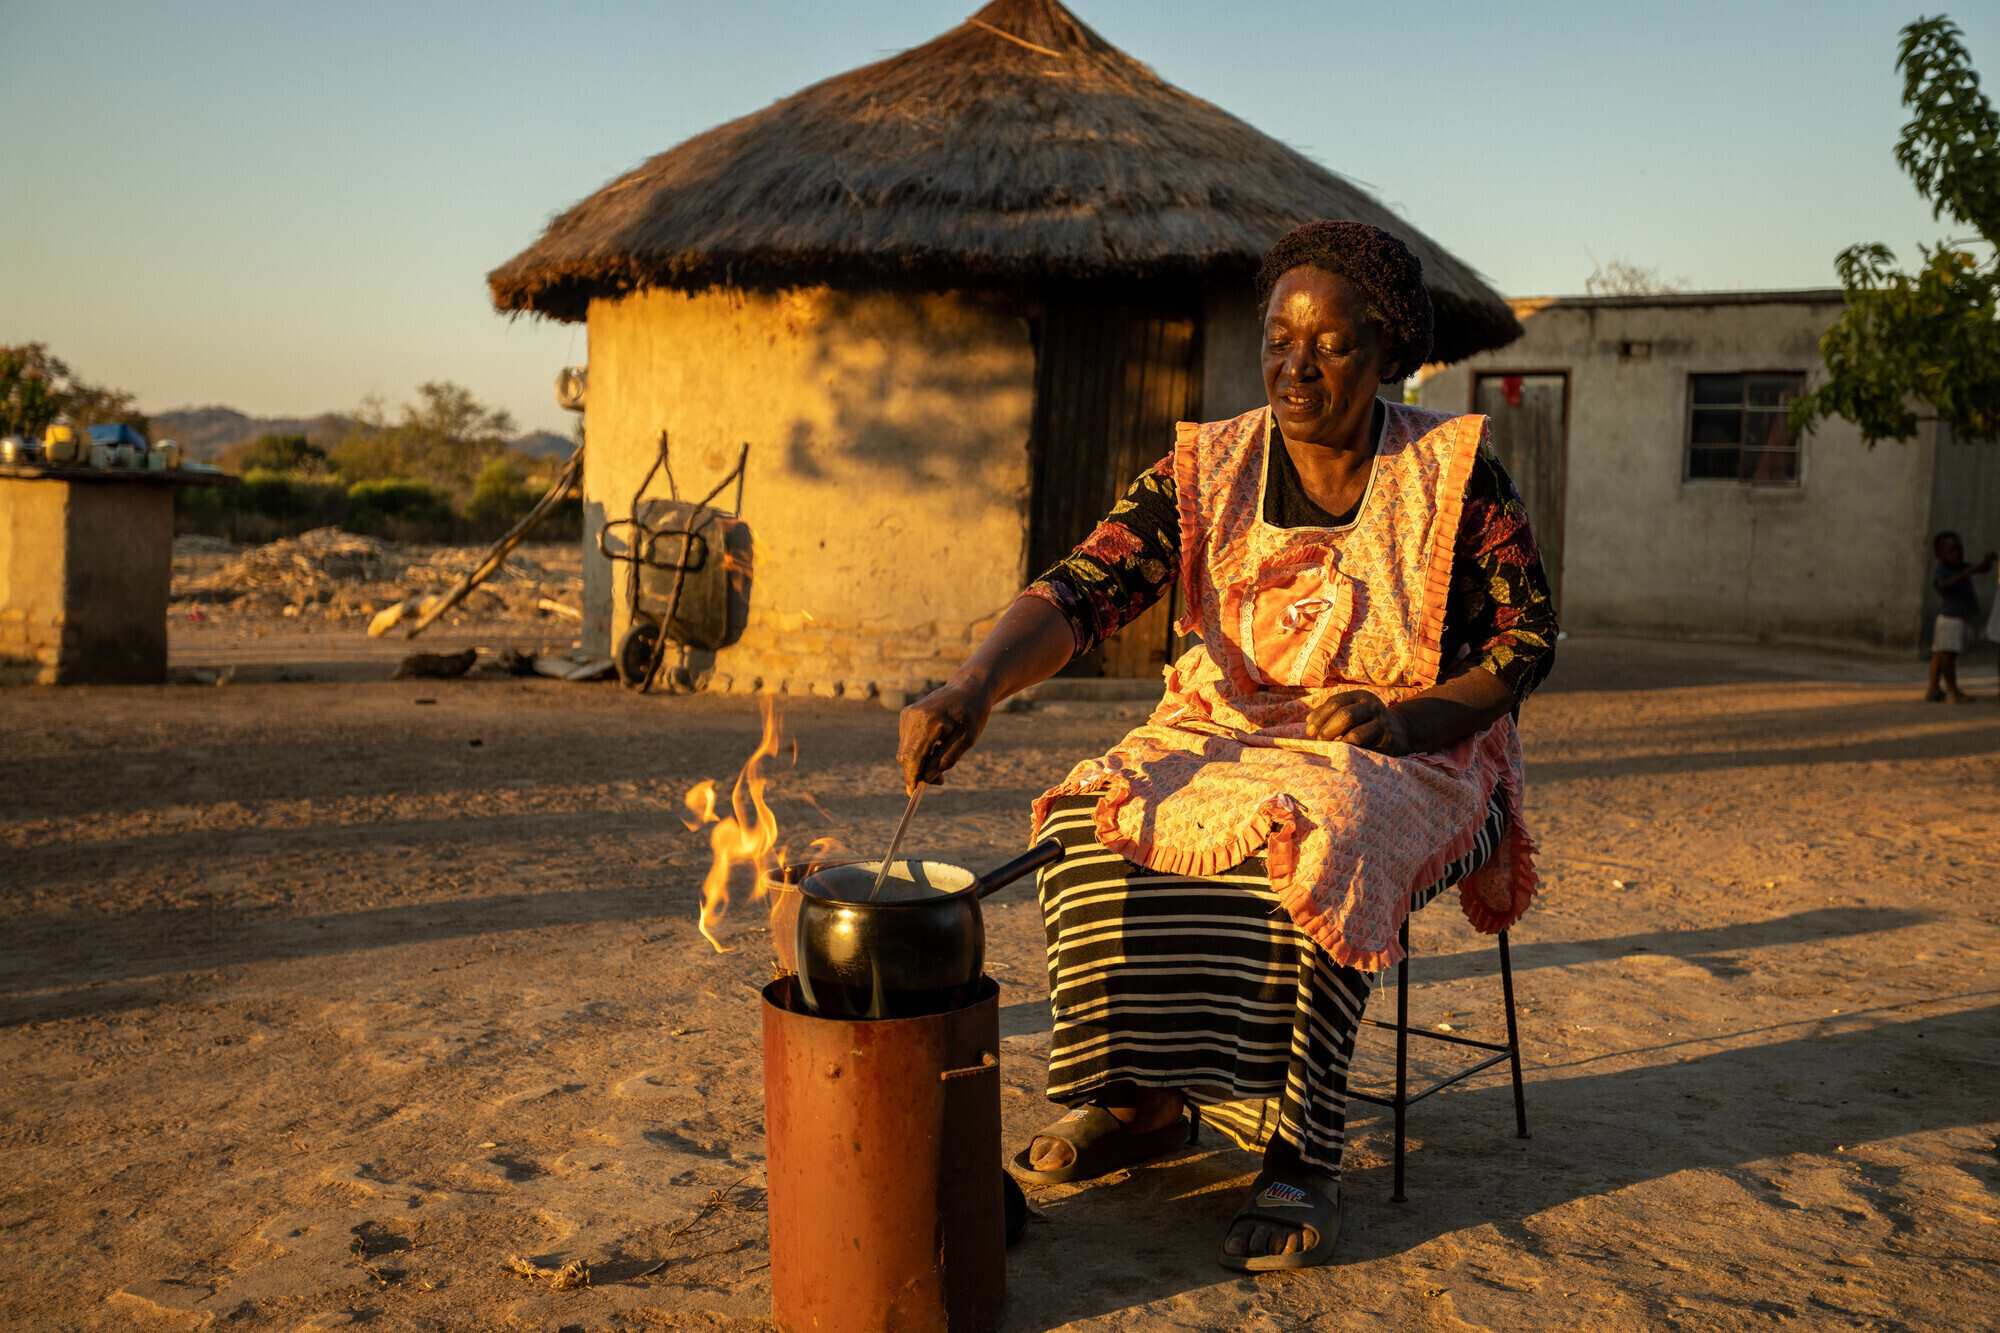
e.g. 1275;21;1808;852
972;839;1064;900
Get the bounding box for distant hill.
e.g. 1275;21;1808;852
512;430;577;459
150;406;349;460
151;406;576;463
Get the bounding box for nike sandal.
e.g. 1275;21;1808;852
1216;1168;1341;1271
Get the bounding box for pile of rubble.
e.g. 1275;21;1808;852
171;528;582;623
185;528;405;602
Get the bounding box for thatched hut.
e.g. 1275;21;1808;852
491;0;1519;691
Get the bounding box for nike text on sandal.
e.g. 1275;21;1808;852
1010;1103;1198;1186
1217;1169;1341;1271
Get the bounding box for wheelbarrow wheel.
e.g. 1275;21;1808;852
615;621;661;689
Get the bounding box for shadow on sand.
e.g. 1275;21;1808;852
2;867;1923;1027
1405;905;1930;986
1000;1000;1998;1329
0;879;693;1025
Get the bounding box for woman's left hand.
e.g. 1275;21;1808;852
1308;689;1413;755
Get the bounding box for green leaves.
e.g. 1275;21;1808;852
1795;243;2000;443
240;433;327;474
0;343;148;442
0;344;67;439
326;381;518;492
1793;15;2000;445
1896;16;2000;240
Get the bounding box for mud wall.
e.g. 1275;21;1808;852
582;285;1036;698
1;477;172;684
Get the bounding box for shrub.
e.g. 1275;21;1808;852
228;433;327;474
172;468;348;543
346;478;451;524
172;462;580;545
466;455;534;528
239;469;348;518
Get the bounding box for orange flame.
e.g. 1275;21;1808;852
690;697;786;952
802;834;850;863
682;779;718;831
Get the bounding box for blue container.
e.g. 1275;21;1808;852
88;423;149;449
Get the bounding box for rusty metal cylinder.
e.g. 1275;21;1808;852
762;976;1004;1333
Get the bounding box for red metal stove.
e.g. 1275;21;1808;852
762;976;1004;1332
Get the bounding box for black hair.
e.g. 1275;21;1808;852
1255;220;1436;382
1934;530;1962;556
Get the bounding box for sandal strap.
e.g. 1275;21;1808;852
1229;1169;1337;1228
1217;1168;1342;1271
1031;1105;1122;1151
1014;1102;1190;1185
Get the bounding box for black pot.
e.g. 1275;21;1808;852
783;841;1063;1020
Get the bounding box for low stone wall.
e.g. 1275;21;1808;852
2;474;174;685
1;478;65;685
0;606;71;686
706;609;1000;706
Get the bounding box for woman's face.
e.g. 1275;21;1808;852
1261;266;1387;447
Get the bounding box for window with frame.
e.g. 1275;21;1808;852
1685;372;1805;484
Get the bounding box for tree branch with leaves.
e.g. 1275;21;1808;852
0;344;150;441
1792;16;2000;445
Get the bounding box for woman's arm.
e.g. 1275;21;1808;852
897;460;1183;791
895;595;1076;790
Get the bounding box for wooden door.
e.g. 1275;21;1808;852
1472;373;1568;609
1027;301;1200;676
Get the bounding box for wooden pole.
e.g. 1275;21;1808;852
402;447;584;640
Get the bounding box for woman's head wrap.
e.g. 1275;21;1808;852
1255;221;1436;382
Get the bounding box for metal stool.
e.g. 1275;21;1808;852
1348;919;1529;1201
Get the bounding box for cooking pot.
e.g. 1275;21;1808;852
780;840;1063;1020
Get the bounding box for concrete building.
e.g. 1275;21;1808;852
1;467;209;685
489;0;1521;693
1419;290;2000;654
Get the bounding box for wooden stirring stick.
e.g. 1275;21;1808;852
867;782;927;902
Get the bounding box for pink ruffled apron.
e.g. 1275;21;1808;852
1032;402;1537;970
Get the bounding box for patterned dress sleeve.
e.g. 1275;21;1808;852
1023;457;1181;658
1442;443;1559;703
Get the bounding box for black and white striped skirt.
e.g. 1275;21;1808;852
1035;790;1508;1175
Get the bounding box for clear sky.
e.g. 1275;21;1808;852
4;1;1991;434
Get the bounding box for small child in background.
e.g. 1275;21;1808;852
1928;531;1995;703
1989;572;2000;705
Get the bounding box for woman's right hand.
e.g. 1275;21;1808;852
897;678;996;792
890;593;1081;793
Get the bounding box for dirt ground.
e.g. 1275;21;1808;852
4;619;1998;1332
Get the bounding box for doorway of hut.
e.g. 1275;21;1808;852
1472;372;1569;610
1026;298;1201;677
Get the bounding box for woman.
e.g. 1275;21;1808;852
899;221;1557;1271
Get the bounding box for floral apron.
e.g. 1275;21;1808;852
1031;402;1537;970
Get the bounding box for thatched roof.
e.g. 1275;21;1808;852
490;0;1519;362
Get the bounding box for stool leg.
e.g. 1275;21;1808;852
1392;918;1410;1203
1498;929;1529;1140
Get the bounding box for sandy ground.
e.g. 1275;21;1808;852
3;622;1998;1332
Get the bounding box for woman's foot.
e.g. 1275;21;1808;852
1026;1085;1184;1172
1222;1135;1334;1260
1925;687;1947;702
